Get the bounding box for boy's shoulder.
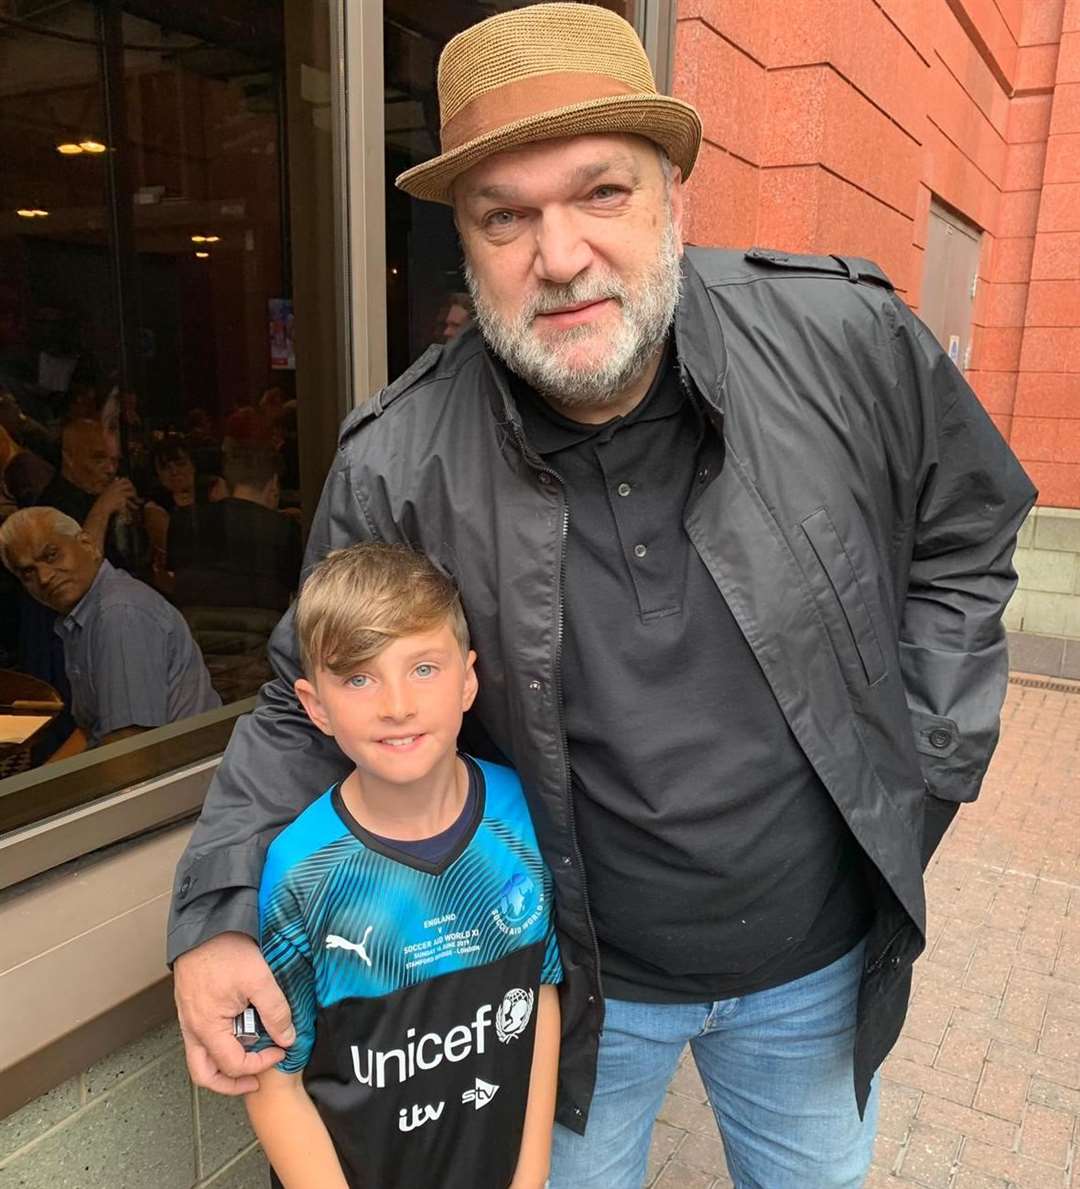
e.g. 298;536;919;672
262;787;349;894
472;758;536;833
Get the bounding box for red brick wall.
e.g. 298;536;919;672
673;0;1080;506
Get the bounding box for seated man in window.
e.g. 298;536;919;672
168;442;302;613
0;507;220;753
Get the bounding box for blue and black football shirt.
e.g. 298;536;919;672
258;756;562;1189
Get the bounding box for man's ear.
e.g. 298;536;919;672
668;166;685;255
77;530;102;563
461;649;479;713
295;676;334;736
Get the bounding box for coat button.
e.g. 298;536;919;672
617;482;632;497
538;472;552;485
561;855;572;866
929;728;951;749
633;544;647;558
179;875;192;898
698;466;709;483
528;680;542;693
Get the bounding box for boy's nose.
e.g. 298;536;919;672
379;680;416;720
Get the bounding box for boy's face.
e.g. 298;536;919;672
295;620;478;788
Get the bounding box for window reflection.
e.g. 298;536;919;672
0;1;328;784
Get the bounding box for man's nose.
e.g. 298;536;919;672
534;209;593;286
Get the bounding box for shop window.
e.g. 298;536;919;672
0;0;343;837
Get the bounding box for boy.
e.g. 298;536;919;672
244;543;562;1188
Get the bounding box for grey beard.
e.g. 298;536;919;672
465;218;682;412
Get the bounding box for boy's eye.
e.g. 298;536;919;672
414;663;437;678
346;674;370;688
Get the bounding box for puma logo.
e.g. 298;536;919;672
325;926;373;966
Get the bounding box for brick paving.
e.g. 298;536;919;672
645;678;1080;1188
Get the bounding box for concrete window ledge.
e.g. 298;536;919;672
0;821;269;1187
0;822;193;1118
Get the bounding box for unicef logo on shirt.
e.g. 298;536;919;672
491;871;544;937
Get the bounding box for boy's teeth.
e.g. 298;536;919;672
384;736;416;747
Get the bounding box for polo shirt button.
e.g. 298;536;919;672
561;855;572;866
617;482;632;497
698;466;709;483
633;544;647;558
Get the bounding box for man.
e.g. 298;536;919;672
169;6;1035;1187
168;442;302;613
0;506;220;750
433;291;474;343
37;417;140;568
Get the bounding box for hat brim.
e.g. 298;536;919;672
395;92;702;205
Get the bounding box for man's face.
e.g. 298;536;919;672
63;424;118;494
453;133;684;411
441;303;470;342
7;519;100;613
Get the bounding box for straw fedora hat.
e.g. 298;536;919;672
395;3;702;205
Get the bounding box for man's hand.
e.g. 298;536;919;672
92;477;138;519
174;932;296;1095
84;479;139;551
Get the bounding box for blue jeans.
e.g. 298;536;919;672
549;941;879;1189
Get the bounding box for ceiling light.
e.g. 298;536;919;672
56;143;83;155
191;234;206;243
15;209;49;218
204;235;220;243
194;251;209;259
32;209;49;217
79;140;107;154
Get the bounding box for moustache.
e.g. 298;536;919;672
526;279;625;319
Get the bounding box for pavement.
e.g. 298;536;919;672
644;675;1080;1189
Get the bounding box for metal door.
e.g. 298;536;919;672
920;201;982;370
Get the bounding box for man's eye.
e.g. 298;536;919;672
590;185;622;201
484;210;516;228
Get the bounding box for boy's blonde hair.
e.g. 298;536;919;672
296;542;470;678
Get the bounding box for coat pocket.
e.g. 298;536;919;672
801;507;888;686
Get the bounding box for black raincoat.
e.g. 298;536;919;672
168;247;1036;1132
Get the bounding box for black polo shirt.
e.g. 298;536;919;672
510;343;871;1002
